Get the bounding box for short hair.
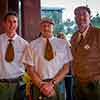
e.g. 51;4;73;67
3;11;18;21
57;32;66;39
74;6;91;15
40;17;55;25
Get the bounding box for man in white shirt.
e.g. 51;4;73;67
0;11;28;100
22;17;72;100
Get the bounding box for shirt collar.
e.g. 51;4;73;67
41;36;54;41
5;33;18;41
78;26;89;38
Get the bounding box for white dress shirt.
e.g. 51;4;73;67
22;37;73;80
0;33;28;79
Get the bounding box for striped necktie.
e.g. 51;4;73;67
5;39;14;62
44;38;54;61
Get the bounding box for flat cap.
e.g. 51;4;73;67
74;6;91;15
40;17;55;25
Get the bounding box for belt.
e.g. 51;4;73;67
43;79;52;82
0;76;23;83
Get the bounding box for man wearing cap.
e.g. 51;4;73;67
71;6;100;100
22;17;73;100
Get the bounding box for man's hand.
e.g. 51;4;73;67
39;81;56;97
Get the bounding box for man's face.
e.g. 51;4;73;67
75;9;90;30
40;22;54;38
3;15;18;35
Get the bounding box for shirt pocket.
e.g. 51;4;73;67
56;49;65;61
14;47;24;62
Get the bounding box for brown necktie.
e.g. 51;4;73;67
44;38;54;61
78;34;83;45
5;39;14;62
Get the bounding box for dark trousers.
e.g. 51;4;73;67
73;79;100;100
0;77;26;100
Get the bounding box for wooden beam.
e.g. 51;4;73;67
22;0;41;41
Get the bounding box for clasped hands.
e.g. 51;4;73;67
39;81;56;97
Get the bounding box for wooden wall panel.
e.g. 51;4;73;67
0;0;8;34
22;0;40;41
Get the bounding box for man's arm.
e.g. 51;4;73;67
51;63;69;85
25;64;54;97
25;64;42;88
40;63;69;97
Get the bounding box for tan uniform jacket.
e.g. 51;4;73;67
71;27;100;82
